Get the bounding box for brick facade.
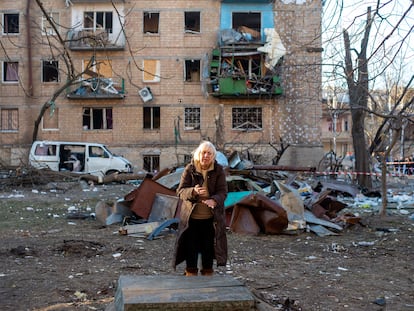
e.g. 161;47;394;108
0;0;324;172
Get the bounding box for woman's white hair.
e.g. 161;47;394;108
192;141;217;163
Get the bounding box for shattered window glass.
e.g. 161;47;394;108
232;12;261;41
84;11;113;33
144;12;159;34
184;59;200;82
185;11;200;33
42;60;59;82
232;107;262;130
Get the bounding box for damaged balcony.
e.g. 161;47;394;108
208;28;284;98
66;77;125;100
67;29;125;51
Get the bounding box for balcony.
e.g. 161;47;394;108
67;29;125;51
208;45;283;98
66;77;125;100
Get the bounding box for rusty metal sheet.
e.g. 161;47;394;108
124;178;177;219
230;193;288;235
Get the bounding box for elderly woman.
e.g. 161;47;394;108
173;141;228;276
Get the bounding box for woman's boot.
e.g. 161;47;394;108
184;267;198;276
200;268;214;276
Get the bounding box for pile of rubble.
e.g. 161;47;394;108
93;153;414;240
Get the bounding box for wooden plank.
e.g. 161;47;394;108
114;275;255;311
119;222;161;235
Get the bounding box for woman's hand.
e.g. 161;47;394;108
202;199;217;209
194;185;208;196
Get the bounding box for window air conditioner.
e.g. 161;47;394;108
138;87;153;103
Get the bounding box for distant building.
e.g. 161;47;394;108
321;91;353;158
0;0;324;172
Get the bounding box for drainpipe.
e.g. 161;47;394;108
26;0;33;96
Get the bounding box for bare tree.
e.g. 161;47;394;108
31;0;101;141
342;7;373;190
323;1;414;193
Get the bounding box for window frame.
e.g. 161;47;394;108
0;108;18;132
184;11;200;33
143;12;160;34
83;11;113;34
232;107;263;130
143;106;160;130
184;59;201;82
184;107;200;130
143;154;160;173
82;107;113;130
41;12;59;36
2;61;19;83
42;60;59;83
3;13;19;34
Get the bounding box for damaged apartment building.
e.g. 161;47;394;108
0;0;324;173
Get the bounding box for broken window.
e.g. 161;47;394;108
232;107;262;130
84;11;113;33
42;107;58;130
143;154;160;173
41;12;59;35
82;107;113;130
1;108;18;131
3;62;18;82
232;12;261;41
143;59;160;82
184;59;201;82
185;11;200;33
3;13;19;34
144;12;159;34
184;107;200;130
143;107;160;129
42;60;59;82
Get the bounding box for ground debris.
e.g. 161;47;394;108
56;239;106;257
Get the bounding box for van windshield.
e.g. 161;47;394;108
102;146;114;156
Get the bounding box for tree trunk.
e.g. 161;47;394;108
342;7;373;190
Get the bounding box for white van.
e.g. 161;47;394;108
29;141;133;177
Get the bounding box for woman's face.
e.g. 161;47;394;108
200;147;214;169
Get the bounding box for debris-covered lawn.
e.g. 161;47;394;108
0;179;413;310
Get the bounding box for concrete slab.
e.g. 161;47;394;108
114;274;256;311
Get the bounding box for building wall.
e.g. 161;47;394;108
0;0;324;171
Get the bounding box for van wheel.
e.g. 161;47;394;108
106;170;119;176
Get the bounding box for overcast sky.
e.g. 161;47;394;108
322;0;414;89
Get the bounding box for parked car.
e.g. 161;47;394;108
29;141;133;177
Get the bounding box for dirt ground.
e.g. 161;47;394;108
0;181;413;311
